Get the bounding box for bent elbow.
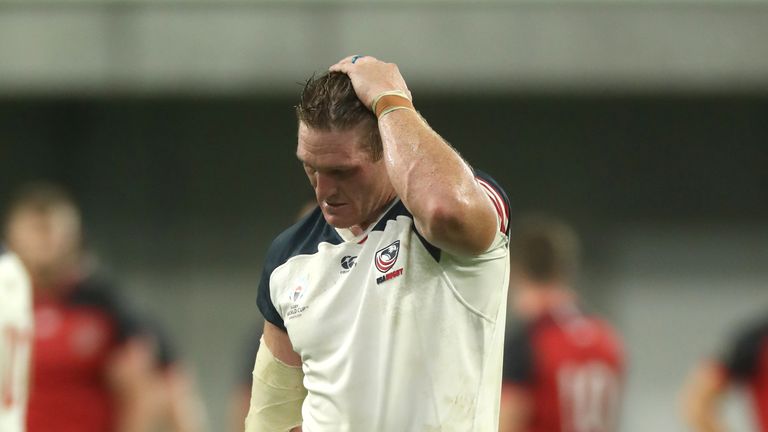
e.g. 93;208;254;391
420;201;494;255
421;199;463;231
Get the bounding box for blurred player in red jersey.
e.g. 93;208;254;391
500;216;625;432
4;182;205;432
681;314;768;432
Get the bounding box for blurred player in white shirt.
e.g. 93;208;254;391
0;246;33;432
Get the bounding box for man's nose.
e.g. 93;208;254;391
314;172;337;199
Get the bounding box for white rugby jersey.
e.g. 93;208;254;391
0;247;33;432
257;173;511;431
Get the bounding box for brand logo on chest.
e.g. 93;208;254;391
340;255;357;274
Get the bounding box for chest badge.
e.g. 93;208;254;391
375;240;400;273
375;240;404;285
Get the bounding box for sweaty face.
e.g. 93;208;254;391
297;123;395;233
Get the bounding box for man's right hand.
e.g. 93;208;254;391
328;55;412;111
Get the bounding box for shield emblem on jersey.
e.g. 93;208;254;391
375;240;400;273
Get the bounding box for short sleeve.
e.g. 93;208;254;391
255;208;341;333
503;324;535;385
722;318;768;382
257;238;287;332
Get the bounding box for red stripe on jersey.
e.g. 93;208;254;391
477;178;508;231
477;178;508;233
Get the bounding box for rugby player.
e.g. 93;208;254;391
245;55;511;431
500;216;624;432
5;182;205;432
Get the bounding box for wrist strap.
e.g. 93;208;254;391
371;90;412;117
378;105;417;119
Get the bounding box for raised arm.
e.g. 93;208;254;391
330;56;499;256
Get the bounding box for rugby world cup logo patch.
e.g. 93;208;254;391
375;240;400;273
286;277;309;320
291;285;304;303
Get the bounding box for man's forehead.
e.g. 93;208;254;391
297;154;360;171
297;124;370;166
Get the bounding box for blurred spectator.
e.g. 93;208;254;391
0;244;33;432
4;182;205;432
500;215;625;432
681;313;768;432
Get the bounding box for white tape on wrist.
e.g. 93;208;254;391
244;337;307;432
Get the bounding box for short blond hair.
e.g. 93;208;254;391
295;72;382;161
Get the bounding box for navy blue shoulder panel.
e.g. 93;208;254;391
257;206;342;331
371;200;410;232
371;200;441;263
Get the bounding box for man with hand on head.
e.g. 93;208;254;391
245;55;511;432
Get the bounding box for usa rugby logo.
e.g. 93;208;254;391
375;240;400;273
